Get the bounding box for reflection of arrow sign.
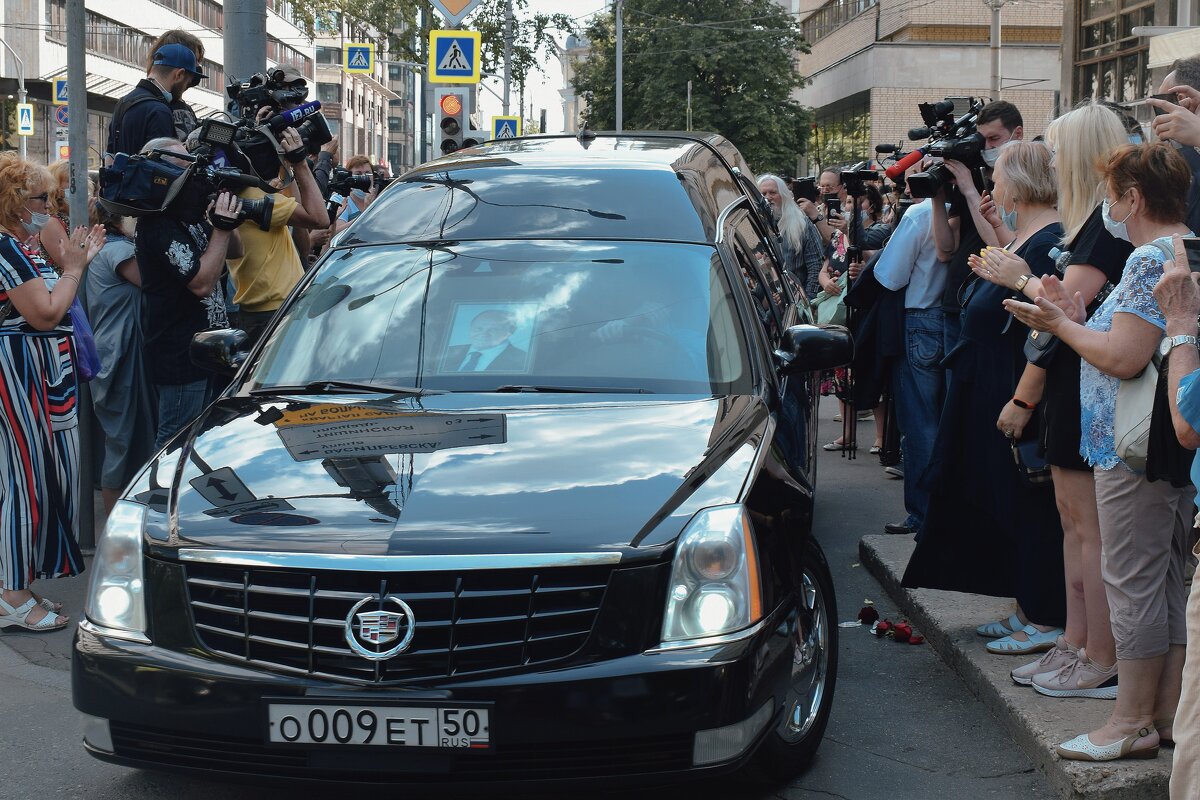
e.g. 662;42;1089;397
469;434;495;440
206;477;237;501
189;466;256;507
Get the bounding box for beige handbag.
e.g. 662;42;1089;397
1113;352;1161;473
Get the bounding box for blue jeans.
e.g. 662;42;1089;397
892;309;946;537
155;379;211;450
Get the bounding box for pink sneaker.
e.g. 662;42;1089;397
1011;635;1079;686
1032;648;1118;699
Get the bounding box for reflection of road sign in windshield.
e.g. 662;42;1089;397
274;410;507;462
492;116;521;140
189;466;256;507
429;30;481;83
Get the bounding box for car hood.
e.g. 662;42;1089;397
131;394;769;562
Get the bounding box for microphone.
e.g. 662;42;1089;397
264;100;322;133
908;126;932;141
875;144;897;153
884;147;927;181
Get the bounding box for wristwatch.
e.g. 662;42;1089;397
1014;274;1034;292
1159;334;1199;358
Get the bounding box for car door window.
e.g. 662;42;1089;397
735;213;796;321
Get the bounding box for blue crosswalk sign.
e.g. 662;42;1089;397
492;116;521;140
344;43;373;74
16;104;33;136
428;30;480;83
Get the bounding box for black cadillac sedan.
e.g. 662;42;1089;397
73;132;852;788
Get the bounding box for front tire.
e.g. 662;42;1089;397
744;536;838;783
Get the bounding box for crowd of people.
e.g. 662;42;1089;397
0;30;385;634
751;59;1200;792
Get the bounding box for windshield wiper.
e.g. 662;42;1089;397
490;384;652;394
248;380;447;397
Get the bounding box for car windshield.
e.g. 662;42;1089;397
246;240;753;395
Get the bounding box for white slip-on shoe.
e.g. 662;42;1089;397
1056;727;1157;762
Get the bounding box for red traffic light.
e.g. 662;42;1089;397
439;94;463;116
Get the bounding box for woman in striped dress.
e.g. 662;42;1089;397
0;152;104;631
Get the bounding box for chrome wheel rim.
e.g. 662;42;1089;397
779;568;829;742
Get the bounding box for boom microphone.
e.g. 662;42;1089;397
875;144;897;153
884;147;927;181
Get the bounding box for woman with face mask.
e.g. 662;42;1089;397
0;152;105;631
1005;142;1196;761
970;104;1130;701
902;141;1067;666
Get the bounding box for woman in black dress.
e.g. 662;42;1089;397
902;140;1066;649
967;105;1132;694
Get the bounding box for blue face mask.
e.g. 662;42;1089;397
351;188;368;201
998;195;1018;231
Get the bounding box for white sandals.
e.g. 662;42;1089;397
0;595;68;632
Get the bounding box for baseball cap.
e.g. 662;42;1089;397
153;43;207;81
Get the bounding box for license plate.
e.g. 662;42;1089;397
267;703;490;749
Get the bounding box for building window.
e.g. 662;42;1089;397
801;0;877;45
317;82;341;104
267;37;314;79
388;116;402;132
811;95;871;169
388;64;406;81
1073;0;1158;103
316;46;341;65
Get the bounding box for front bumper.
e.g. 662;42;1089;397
72;610;793;786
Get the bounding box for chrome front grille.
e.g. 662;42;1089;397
182;561;613;683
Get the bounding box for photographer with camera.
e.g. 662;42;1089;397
333;155;378;232
107;43;207;162
228;126;329;344
134;139;244;449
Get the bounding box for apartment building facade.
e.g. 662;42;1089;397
0;0;315;165
781;0;1064;172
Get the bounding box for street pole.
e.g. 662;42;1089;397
503;0;513;116
225;0;267;89
419;8;430;164
686;80;692;131
985;0;1006;99
615;0;624;131
0;38;27;159
65;0;94;547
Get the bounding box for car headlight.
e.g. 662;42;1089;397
84;500;147;641
661;505;763;643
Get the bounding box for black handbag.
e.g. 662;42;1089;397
1021;246;1115;368
1011;436;1052;487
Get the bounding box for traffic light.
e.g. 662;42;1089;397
437;89;469;154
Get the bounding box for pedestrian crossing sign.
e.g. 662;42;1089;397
53;79;68;105
344;43;374;74
16;103;33;137
429;30;480;83
491;116;521;140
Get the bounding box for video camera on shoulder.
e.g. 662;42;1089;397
905;97;986;198
792;176;820;204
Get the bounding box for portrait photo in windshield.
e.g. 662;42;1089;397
440;303;537;374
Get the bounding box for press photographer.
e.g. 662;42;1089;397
332;155;377;232
124;138;245;448
221;70;333;343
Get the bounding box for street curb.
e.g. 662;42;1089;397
859;534;1171;800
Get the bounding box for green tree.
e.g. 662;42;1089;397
571;0;811;176
289;0;572;83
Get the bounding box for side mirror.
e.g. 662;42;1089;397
775;324;854;375
191;328;250;376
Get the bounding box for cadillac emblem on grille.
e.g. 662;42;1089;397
344;596;416;661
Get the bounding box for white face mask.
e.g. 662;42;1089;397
1101;195;1133;243
22;208;50;236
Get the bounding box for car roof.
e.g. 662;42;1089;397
338;132;758;247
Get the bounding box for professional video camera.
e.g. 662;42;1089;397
839;164;879;198
328;166;373;196
227;68;309;122
99;119;277;228
901;97;987;198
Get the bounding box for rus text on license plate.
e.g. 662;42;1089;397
267;703;490;748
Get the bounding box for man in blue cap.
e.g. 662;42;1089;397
105;41;206;161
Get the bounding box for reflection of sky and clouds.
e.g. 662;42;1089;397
246;240;749;395
168;395;751;555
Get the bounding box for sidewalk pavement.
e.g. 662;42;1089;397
861;533;1172;800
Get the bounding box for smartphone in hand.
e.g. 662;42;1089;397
824;195;842;216
1178;237;1200;270
1151;93;1179;117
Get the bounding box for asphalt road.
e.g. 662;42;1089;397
0;404;1048;800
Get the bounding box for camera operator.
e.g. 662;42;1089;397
145;31;205;140
333;156;378;232
134;138;244;449
107;44;207;162
930;100;1025;351
228;124;329;344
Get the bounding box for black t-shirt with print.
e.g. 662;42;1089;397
136;218;228;386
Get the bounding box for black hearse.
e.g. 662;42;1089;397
73;133;852;787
